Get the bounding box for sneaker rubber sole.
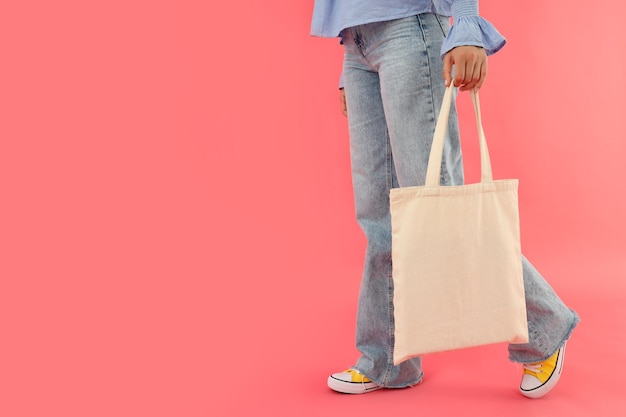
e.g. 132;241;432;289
327;374;381;394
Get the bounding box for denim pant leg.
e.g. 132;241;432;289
342;14;463;388
509;257;580;363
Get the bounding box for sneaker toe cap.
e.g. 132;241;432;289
520;374;543;391
330;371;353;382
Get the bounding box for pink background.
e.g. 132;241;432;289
1;1;625;415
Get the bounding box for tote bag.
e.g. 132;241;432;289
390;85;529;365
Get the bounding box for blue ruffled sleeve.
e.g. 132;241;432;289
440;1;506;59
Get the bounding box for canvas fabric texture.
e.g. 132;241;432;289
390;86;529;365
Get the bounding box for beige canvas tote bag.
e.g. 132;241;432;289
391;85;529;365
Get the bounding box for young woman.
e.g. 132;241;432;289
311;0;579;398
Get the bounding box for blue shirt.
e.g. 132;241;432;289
310;0;506;59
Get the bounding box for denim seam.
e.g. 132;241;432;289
385;268;394;386
434;14;450;38
350;27;369;61
416;14;446;185
384;127;395;387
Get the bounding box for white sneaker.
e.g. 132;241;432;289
520;343;566;399
327;369;381;394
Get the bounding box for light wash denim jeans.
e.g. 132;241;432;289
341;14;579;388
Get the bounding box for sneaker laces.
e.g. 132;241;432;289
522;362;543;377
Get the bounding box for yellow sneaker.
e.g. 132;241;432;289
328;369;381;394
520;343;566;398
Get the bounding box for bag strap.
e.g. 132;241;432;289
424;82;494;187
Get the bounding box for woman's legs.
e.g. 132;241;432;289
342;14;462;387
339;13;578;390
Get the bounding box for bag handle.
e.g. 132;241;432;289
424;82;493;187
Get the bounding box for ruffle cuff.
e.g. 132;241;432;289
440;16;506;59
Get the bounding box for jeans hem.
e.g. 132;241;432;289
508;308;580;364
353;366;424;389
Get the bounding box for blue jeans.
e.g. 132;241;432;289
341;14;579;388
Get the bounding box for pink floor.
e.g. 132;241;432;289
3;239;622;416
208;246;624;417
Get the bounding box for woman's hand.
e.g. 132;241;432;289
443;46;487;91
340;88;347;117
